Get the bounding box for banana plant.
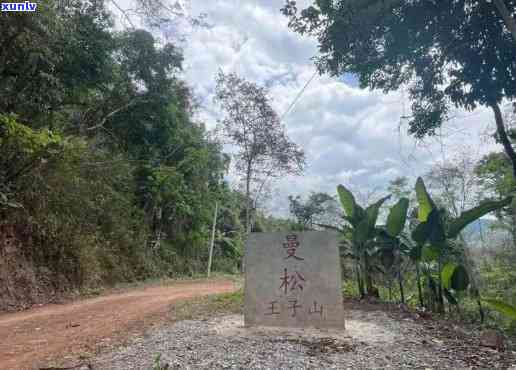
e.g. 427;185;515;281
406;238;425;307
483;299;516;320
376;198;410;303
411;177;512;312
336;185;390;298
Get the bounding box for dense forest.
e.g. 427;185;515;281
2;0;516;340
0;0;274;308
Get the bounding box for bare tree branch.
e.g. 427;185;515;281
214;71;306;234
109;0;136;28
493;0;516;43
87;99;140;131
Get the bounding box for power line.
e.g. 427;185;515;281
280;70;318;121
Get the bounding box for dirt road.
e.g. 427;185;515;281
0;279;236;370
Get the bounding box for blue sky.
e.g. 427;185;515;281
112;0;500;216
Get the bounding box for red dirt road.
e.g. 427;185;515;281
0;279;236;370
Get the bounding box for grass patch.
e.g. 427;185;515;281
76;273;242;299
209;290;244;311
168;290;243;321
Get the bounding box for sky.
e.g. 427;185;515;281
113;0;502;216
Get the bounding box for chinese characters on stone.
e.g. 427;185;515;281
264;234;324;318
265;299;324;318
280;268;305;294
283;234;304;260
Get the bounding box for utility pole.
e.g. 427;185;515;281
207;201;218;278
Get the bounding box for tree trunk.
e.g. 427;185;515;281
437;254;445;314
396;244;405;304
493;0;516;42
476;295;485;324
427;275;435;312
245;174;251;235
490;103;516;254
242;165;252;273
398;266;405;304
491;103;516;177
415;262;424;307
363;252;375;296
355;263;364;298
388;281;393;301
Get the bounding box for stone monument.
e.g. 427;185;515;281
244;231;345;329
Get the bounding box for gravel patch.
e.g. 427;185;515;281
94;308;516;369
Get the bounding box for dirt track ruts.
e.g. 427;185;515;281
0;279;236;370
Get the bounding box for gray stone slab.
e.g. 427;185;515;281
244;231;345;329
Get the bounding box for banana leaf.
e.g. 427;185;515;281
447;197;512;239
386;197;409;237
337;184;357;220
483;299;516;320
415;177;435;222
442;262;458;289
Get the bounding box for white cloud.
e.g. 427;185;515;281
175;0;502;217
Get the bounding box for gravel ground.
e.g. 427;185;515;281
93;305;516;369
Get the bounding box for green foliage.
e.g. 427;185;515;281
447;197;513;239
282;1;516;137
442;263;459;290
336;175;507;315
333;184;391;297
288;192;336;229
411;208;446;247
337;184;358;221
451;265;470;291
1;0;114;126
409;176;510;315
386;198;409;237
365;196;391;231
483;300;516;320
0;115;63;209
152;353;169;370
0;0;247;297
408;242;422;262
209;290;244;310
282;0;516;328
412;220;431;246
415;177;434;222
412;178;510;246
476;152;514;199
442;263;469;291
356;195;390;244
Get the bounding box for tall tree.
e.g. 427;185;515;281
476;151;516;246
288;192;336;229
424;154;478;219
215;71;305;234
0;0;239;291
387;176;411;201
0;0;113;126
282;1;516;176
